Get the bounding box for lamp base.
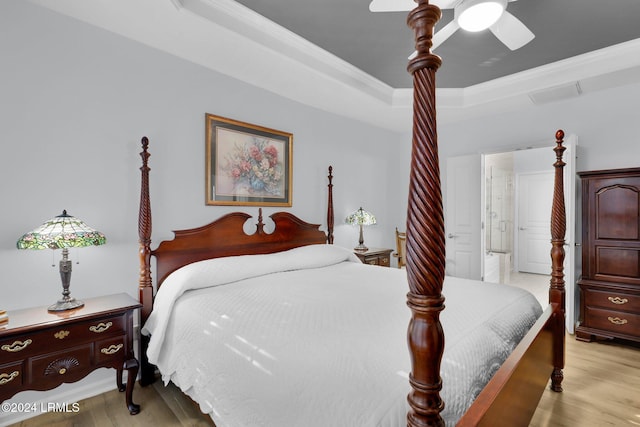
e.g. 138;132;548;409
48;297;84;312
354;224;368;252
49;249;84;312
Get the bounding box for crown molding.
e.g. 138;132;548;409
177;0;396;104
436;38;640;124
26;0;640;131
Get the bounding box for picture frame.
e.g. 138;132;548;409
206;114;293;206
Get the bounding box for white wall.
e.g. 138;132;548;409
0;2;406;422
437;81;640;171
0;0;405;309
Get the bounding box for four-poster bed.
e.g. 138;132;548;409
136;1;566;425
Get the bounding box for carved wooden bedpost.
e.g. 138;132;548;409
550;130;566;392
138;136;155;386
405;1;445;426
327;166;334;244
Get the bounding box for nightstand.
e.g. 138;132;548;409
354;248;393;267
0;293;141;415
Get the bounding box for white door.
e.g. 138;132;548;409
445;154;482;279
517;171;554;274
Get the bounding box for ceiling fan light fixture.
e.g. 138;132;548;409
456;0;506;32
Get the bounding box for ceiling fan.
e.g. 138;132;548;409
369;0;534;52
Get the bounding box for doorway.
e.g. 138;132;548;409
483;147;555;285
484;152;515;284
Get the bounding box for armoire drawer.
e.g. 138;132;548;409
583;307;640;337
583;289;640;312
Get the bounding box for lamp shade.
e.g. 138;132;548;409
346;207;376;252
456;0;506;32
17;210;106;250
16;210;106;312
345;207;377;226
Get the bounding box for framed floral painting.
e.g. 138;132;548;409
206;114;293;206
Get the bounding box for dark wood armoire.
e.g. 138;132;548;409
576;167;640;343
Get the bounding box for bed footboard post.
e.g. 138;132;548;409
138;136;155;386
550;130;566;392
406;2;446;426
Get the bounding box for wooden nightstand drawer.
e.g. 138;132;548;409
364;256;380;265
29;344;92;384
0;361;24;396
0;314;126;364
95;336;127;365
362;255;391;266
354;248;393;268
0;337;36;363
86;315;126;336
583;307;640;337
583;289;640;311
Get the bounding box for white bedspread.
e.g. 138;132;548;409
142;245;542;427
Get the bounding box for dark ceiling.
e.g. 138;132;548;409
234;0;640;88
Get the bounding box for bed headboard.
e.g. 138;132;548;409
137;137;334;320
152;210;327;287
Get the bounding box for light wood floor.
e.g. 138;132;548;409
11;336;640;426
9;380;215;427
531;336;640;426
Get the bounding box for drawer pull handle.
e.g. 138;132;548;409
44;357;79;376
0;371;20;385
608;296;628;305
101;344;123;355
90;322;113;333
1;339;32;352
607;316;628;325
54;330;70;339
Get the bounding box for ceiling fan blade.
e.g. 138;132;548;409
489;10;534;50
432;20;460;50
369;0;416;12
369;0;459;12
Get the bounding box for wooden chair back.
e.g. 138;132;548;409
394;227;406;268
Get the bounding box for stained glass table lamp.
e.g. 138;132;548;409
17;210;106;312
345;207;377;252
